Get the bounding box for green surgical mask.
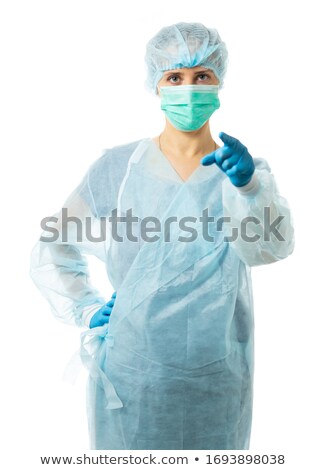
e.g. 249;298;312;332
160;84;220;132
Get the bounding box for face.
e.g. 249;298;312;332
156;66;219;96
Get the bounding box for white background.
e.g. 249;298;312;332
1;0;326;468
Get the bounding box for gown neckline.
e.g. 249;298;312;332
146;137;219;185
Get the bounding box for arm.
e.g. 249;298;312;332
202;132;295;267
221;158;295;266
30;165;109;328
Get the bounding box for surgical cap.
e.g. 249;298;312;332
144;22;228;95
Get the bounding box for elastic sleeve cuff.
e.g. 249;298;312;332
81;303;102;328
236;172;260;195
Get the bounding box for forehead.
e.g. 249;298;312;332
163;66;213;75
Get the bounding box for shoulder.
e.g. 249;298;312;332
87;138;144;181
96;139;144;169
85;138;145;216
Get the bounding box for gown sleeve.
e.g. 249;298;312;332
30;155;111;328
221;157;295;267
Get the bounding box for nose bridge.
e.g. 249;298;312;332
184;68;197;85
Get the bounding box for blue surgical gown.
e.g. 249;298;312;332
30;137;295;450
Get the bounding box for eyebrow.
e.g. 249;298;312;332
164;69;212;76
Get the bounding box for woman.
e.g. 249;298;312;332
30;22;295;450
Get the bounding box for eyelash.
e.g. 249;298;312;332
167;74;210;83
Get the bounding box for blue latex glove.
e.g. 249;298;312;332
89;291;117;329
201;132;255;187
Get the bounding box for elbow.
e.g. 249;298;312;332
256;235;295;266
233;234;295;267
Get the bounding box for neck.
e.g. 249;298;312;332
159;120;217;159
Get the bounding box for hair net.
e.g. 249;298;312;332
144;22;228;95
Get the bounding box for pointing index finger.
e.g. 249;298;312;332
219;131;239;148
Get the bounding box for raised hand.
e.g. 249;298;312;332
201;132;255;187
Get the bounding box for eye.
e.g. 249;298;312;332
167;75;180;84
197;73;210;81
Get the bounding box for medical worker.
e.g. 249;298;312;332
30;22;295;450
